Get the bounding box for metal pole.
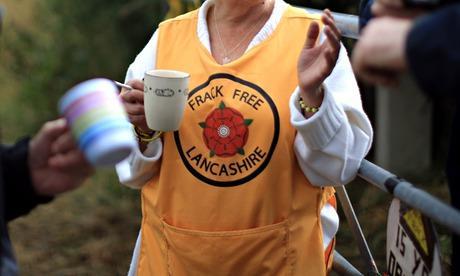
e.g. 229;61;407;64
336;186;380;275
301;7;360;39
358;160;460;235
332;250;364;276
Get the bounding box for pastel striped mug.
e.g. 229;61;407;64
59;78;136;167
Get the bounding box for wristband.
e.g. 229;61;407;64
133;126;163;143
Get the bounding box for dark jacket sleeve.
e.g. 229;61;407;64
1;137;53;222
406;3;460;99
359;0;374;31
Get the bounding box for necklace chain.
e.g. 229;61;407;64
213;3;269;64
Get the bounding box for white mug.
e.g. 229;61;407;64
143;69;190;132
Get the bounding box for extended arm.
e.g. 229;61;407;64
1;139;52;222
292;44;373;186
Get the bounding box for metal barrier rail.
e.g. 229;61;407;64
333;250;364;276
358;160;460;235
336;186;380;275
301;7;360;39
333;160;460;275
302;5;460;273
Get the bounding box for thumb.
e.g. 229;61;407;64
29;118;68;168
40;118;68;142
33;118;68;146
304;21;320;49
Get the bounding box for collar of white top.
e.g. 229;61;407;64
197;0;288;55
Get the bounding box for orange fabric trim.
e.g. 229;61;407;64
324;237;336;271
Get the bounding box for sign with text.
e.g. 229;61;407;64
386;199;442;276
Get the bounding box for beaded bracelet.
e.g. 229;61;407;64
299;98;320;113
133;126;163;143
299;85;323;114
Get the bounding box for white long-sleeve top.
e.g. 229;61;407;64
116;0;373;189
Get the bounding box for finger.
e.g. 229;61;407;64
324;48;339;68
126;79;144;91
351;50;364;75
323;9;334;22
324;26;340;48
304;21;320;49
322;12;341;40
38;118;69;144
120;87;130;95
323;27;341;63
372;2;391;16
358;68;399;87
366;75;399;87
51;130;77;154
48;150;91;169
125;102;145;116
121;89;144;104
372;1;424;17
372;3;404;17
129;114;149;129
379;0;404;9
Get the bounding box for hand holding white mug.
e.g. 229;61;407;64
120;70;190;133
120;79;150;133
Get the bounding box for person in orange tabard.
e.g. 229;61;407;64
116;0;373;275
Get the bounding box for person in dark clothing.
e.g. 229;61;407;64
1;8;93;275
352;1;460;274
0;119;93;276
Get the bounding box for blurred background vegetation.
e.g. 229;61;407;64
0;0;452;275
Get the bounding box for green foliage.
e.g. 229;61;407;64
0;0;361;139
0;0;167;138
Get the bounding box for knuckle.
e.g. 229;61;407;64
126;79;138;86
124;103;134;112
131;117;142;125
128;79;144;90
136;105;145;114
42;121;55;132
127;104;143;115
120;93;130;102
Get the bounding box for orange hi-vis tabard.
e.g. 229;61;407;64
137;6;335;276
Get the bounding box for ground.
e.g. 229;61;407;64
9;172;141;276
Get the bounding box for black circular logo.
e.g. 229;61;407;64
174;73;280;187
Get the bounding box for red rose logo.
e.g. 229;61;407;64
199;102;252;157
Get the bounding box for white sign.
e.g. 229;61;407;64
386;199;442;276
